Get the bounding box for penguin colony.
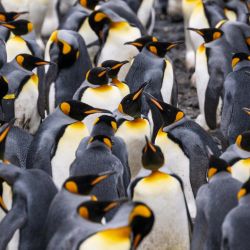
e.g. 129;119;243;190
0;0;249;249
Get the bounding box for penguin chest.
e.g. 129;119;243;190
14;75;40;134
116;119;151;178
6;36;31;62
2;0;28;12
79;18;98;46
224;9;237;21
232;158;250;183
134;172;190;250
161;60;174;104
79;227;131;250
137;0;154;27
81;86;122;112
51;122;89;188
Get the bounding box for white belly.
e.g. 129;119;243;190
134;173;190;250
2;0;28;12
232;159;250;183
48;82;56;114
51;122;89;188
162;60;174;104
137;0;154;27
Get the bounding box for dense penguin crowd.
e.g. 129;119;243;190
0;0;249;249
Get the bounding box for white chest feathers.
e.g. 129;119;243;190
232;158;250;183
116;119;151;178
81;85;123;112
162;60;174;104
137;0;155;27
51;122;89;188
134;171;190;250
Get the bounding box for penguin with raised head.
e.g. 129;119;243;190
116;84;151;178
191;156;241;250
221;131;250;183
222;178;250;250
188;27;232;130
70;134;126;199
73;67;123;112
130;138;191;250
101;60;130;97
221;53;250;144
26;101;110;188
43;171;114;249
145;94;221;218
0;163;57;250
45;29;91;114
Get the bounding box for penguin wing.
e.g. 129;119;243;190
127;177;144;199
0;197;27;249
37;67;46;119
72;84;88;100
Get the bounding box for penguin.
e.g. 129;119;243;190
191;156;241;250
100;60;130;97
115;84;151;178
45;30;92;114
130;138;191;250
0;163;57;250
221;53;250;144
145;94;221;218
221;178;250;250
88;10;141;80
73;201;154;250
0;54;52;133
73;115;131;190
43;171;115;249
221;131;250;183
224;0;249;23
70;134;127;199
26;100;110;188
188;27;232;130
73;67;123;112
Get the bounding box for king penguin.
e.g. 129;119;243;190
26;100;110;188
191;156;241;250
145;94;221;218
130;138;191;250
221;53;250;144
222;178;250;250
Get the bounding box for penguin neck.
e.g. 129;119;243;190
162;116;187;133
234;144;250;158
239;194;250;205
233;61;250;72
209;171;231;183
91;124;114;137
112;78;124;87
144;47;161;58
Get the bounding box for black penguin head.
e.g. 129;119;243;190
0;11;28;22
0;19;33;36
88;135;113;149
232;53;250;70
0;76;8;101
15;54;52;71
86;67;110;85
142;137;165;171
125;36;159;52
93;115;118;132
238;178;250;200
101;60;129;78
79;0;100;10
129;202;154;249
63;171;115;195
187;27;223;43
59;100;111;120
145;41;181;57
118;83;148;118
236;131;250;151
207;156;232;180
145;93;185;127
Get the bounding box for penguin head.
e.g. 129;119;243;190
88;135;113;149
49;30;80;68
101;60;129;78
0;76;8;101
145;93;185;127
232;52;250;70
0;19;33;36
0;11;28;22
93;115;118;132
59;100;111;120
188;27;223;43
207;156;232;180
236;131;250;151
142;137;165;171
145;41;181;57
63;170;115;195
15;54;52;71
125;36;159;52
238;178;250;200
85;67;110;86
118;82;148;118
79;0;100;10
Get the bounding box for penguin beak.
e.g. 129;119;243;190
144;92;164;111
166;41;183;51
13;11;29;19
187;27;204;36
0;22;15;30
124;41;143;47
145;136;157;153
91;170;116;186
35;60;54;66
111;60;129;70
243;107;250;115
84;107;112;115
0;119;15;143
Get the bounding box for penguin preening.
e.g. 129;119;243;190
191;156;241;250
